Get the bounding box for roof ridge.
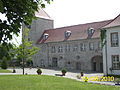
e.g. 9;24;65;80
44;19;112;31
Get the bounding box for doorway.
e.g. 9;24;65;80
76;62;81;70
52;57;58;67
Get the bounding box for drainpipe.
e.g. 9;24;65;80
105;32;108;75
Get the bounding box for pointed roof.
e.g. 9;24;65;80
37;20;112;43
103;14;120;28
35;8;52;20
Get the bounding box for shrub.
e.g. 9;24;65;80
1;60;7;69
114;78;120;84
61;69;67;73
37;68;42;75
61;69;67;76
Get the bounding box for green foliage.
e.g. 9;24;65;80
15;28;39;66
37;68;42;74
0;69;12;73
100;29;106;48
0;0;53;43
107;74;120;78
0;0;53;63
0;43;14;60
1;58;7;69
114;78;120;84
61;69;67;73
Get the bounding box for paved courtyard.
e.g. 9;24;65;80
0;68;115;86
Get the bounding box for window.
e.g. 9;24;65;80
58;46;63;53
111;32;119;47
68;45;71;51
89;42;94;50
73;44;78;52
65;44;71;52
43;33;49;40
87;28;95;38
59;56;63;60
65;45;67;52
28;38;30;41
65;31;71;38
27;25;31;29
112;55;120;70
98;42;101;50
51;46;56;53
76;56;80;60
80;43;86;51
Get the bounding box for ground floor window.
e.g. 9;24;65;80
112;55;120;70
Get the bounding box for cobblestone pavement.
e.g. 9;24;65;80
0;68;116;86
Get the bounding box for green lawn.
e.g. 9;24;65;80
0;69;12;73
0;75;119;90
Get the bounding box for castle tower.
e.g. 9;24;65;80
28;8;54;45
22;8;54;67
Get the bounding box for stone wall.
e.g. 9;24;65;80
36;38;103;72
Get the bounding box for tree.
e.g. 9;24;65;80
1;57;7;69
0;0;52;61
16;28;39;74
0;0;53;43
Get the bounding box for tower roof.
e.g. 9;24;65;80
35;8;52;20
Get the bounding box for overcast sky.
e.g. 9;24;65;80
44;0;120;28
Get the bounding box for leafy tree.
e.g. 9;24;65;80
1;57;7;69
0;0;52;61
0;0;53;43
16;28;39;67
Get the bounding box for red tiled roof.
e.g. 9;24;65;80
35;8;52;20
37;20;112;43
103;14;120;28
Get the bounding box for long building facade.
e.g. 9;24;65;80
26;9;115;72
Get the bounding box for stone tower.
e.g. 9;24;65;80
28;8;54;45
22;8;53;67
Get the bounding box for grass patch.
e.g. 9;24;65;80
0;69;12;73
0;75;119;90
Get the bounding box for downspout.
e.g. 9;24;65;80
105;32;108;75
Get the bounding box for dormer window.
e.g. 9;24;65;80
87;28;95;37
65;31;71;38
43;33;49;40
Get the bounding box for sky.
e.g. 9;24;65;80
44;0;120;28
0;0;120;45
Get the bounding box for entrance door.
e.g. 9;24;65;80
76;62;81;70
93;62;96;71
100;63;103;72
52;58;58;67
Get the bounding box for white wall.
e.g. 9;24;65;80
103;26;120;75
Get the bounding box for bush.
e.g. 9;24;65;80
107;74;120;78
114;78;120;84
61;69;67;73
1;60;7;69
61;69;67;76
37;68;42;75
